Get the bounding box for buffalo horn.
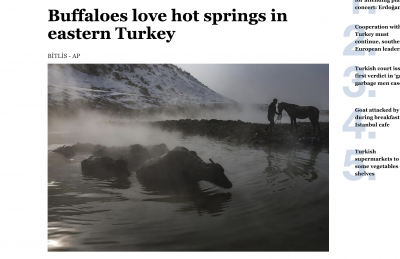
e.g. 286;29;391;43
209;159;215;163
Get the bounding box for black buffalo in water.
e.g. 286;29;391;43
53;142;170;171
93;145;129;159
147;143;169;158
72;143;96;153
52;143;99;157
124;144;149;171
136;147;232;189
89;143;169;171
81;156;131;177
124;143;170;171
52;145;75;158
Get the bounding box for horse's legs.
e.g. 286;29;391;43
294;118;298;132
290;118;294;132
310;118;321;136
310;122;314;134
310;119;316;135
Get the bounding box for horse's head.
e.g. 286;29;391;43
277;102;284;115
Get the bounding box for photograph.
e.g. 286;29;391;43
48;64;329;251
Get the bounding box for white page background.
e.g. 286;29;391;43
1;0;399;258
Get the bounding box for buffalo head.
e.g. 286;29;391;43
114;159;131;177
200;160;232;189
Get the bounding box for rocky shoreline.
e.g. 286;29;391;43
144;119;329;150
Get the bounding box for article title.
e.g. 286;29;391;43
48;8;288;43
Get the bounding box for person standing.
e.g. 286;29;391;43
265;98;280;132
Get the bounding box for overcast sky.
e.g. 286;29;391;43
176;64;329;110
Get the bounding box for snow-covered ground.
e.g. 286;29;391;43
48;64;237;110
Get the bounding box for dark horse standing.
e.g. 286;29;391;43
277;102;320;135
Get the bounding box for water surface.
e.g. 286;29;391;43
48;131;328;251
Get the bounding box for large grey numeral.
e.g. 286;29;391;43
343;66;365;97
353;0;376;15
343;25;375;56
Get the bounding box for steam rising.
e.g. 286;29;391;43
48;64;328;147
49;105;329;147
48;110;183;147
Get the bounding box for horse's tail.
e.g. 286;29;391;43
316;108;320;121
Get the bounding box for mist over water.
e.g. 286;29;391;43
48;63;329;251
171;107;329;124
49;106;328;133
49;111;183;147
48;108;329;251
48;135;328;251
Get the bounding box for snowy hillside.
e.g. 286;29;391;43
48;64;237;114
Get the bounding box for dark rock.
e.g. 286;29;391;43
144;120;329;150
